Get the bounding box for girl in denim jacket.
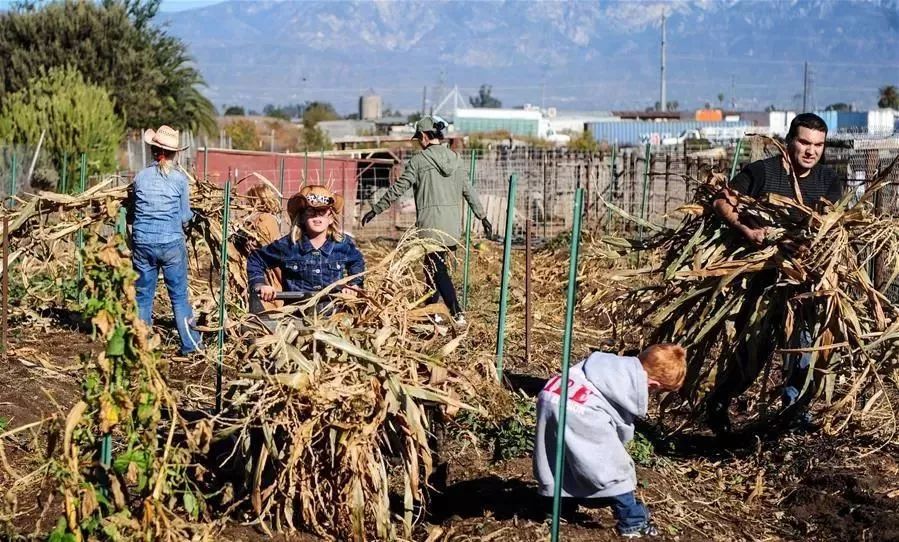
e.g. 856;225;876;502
247;185;364;312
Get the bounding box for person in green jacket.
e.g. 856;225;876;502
362;116;492;326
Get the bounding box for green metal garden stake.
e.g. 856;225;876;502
550;187;585;542
7;153;17;209
215;177;232;413
729;137;744;180
495;173;518;382
76;153;86;304
461;151;477;311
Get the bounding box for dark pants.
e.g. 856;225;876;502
708;272;815;415
424;249;461;316
550;492;649;533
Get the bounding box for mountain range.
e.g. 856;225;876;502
161;0;899;115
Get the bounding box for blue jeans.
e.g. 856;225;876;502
566;492;649;534
132;241;202;354
783;329;812;409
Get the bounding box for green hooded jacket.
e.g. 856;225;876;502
370;144;486;245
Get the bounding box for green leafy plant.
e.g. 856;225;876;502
0;66;123;183
454;392;536;461
626;431;655;466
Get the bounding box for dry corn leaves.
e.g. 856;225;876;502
213;233;503;541
607;146;899;428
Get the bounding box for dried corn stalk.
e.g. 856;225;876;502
607;144;899;429
215;232;499;541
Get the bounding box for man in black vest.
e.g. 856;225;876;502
707;113;843;434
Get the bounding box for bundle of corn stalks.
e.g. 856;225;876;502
606;145;899;430
213;232;500;541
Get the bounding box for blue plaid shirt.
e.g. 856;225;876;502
247;234;365;295
129;163;193;245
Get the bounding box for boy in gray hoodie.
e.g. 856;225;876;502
533;344;686;538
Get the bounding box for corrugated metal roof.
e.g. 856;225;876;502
587;120;749;146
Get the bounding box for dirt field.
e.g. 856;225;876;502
2;244;899;541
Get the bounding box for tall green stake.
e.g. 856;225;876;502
60;152;68;194
729;137;744;180
7;153;17;209
76;153;86;304
494;173;518;382
550;187;585;542
215;178;232;413
461;151;477;311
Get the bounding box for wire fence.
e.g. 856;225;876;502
2;134;899;296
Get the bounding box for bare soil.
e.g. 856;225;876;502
2;317;899;540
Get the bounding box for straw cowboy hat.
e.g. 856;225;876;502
143;125;189;152
287;185;344;220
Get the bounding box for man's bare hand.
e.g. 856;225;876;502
739;225;766;246
256;285;276;301
780;239;810;258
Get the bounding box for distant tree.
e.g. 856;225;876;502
878;85;899;109
0;66;124;184
344;113;360;120
825;103;852;112
717;93;725;107
652;100;679;111
406;112;423;124
0;0;216;132
704;102;711;109
224;105;245;116
224;119;259;150
567;131;598;153
301;126;331;151
469;85;502;108
764;104;778;112
302;102;339;129
248;110;260;116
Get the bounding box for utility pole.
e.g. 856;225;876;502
802;61;809;112
421;86;427;117
659;11;667;112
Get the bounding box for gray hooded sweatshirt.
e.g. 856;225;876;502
533;352;648;499
370;144;486;245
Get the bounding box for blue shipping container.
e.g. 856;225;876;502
587;120;749;146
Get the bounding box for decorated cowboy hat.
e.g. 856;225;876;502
287;185;344;219
143;125;189;152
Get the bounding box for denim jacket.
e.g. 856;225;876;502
129;163;193;245
247;234;365;295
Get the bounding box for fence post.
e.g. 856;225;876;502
664;152;671;227
638;143;651;241
462;151;477;311
304;149;309;184
278;156;285;198
60;152;68;194
202;146;208;180
320;147;325;184
2;216;7;357
495;173;518;382
606;143;618;233
215;174;232;413
549;187;585;542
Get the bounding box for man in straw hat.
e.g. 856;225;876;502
127;125;202;355
247;185;364;312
